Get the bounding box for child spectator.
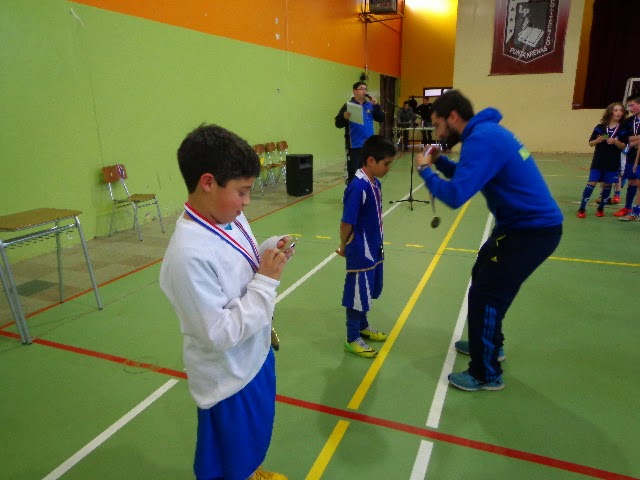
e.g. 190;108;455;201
577;102;627;218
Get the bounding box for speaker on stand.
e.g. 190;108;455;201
286;154;313;196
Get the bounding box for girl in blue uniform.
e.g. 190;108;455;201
577;102;627;218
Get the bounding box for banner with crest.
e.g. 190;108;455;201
490;0;571;75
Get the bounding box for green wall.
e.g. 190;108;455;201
0;1;383;258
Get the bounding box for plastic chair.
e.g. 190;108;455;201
101;164;165;241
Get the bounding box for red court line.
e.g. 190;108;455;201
0;184;339;332
277;395;638;480
0;328;635;480
0;329;187;378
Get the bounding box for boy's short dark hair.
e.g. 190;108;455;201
361;135;396;166
177;124;260;193
432;90;475;121
626;93;640;104
353;81;367;91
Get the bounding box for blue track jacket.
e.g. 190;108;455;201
419;108;563;234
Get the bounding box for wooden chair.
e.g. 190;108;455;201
253;144;269;195
275;141;288;183
264;142;280;190
101;164;164;241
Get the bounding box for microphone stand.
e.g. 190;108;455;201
386;99;429;210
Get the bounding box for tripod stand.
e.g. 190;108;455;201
387;100;429;210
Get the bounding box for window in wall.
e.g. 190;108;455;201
422;87;452;98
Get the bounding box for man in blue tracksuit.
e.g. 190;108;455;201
335;81;386;183
415;90;563;391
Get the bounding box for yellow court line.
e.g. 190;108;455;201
305;420;350;480
548;256;640;267
444;247;640;268
348;202;471;410
305;202;470;479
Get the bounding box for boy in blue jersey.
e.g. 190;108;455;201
613;94;640;220
415;90;563;391
335;82;386;184
336;135;395;357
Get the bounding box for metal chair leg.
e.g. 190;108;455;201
74;216;102;310
108;203;117;237
131;203;142;241
55;220;64;303
155;199;165;234
0;245;31;344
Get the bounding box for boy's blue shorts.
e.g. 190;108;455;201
342;262;383;312
588;169;618;184
194;349;276;480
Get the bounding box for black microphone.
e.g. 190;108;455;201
365;94;372;100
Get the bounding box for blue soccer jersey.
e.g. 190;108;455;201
589;123;625;172
341;169;383;272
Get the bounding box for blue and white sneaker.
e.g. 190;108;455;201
620;212;640;222
454;340;505;362
448;370;504;391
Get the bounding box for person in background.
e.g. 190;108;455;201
336;135;396;358
335;82;385;184
613;94;640;220
397;101;416;151
416;97;434;146
576;102;627;218
414;90;563;392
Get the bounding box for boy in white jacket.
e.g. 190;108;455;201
160;124;293;480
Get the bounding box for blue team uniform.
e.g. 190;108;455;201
587;123;625;184
620;115;640;181
341;169;384;312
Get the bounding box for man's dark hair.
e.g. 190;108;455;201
432;90;475;121
353;81;367;90
177;124;260;193
361;135;396;166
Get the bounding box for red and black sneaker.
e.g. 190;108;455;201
577;209;586;219
595;209;605;217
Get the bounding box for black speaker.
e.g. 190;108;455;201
286;154;313;196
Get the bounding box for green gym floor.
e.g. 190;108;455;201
1;153;638;480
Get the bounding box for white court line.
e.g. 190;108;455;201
410;213;493;479
409;441;434;480
43;379;179;480
425;213;493;429
44;184;424;479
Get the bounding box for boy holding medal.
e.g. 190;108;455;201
160;124;292;480
336;135;395;358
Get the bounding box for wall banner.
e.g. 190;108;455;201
490;0;570;75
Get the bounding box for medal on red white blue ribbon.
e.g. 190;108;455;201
184;203;260;272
